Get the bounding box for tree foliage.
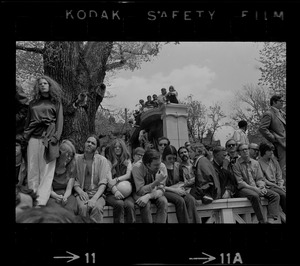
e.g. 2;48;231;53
229;84;271;142
258;42;286;96
229;42;286;144
182;95;208;143
16;41;165;151
207;102;226;144
182;95;226;144
95;107;134;138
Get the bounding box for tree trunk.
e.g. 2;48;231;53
42;41;110;152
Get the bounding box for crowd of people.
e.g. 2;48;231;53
15;76;286;224
133;86;179;126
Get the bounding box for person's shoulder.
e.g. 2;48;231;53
195;156;208;167
270;156;280;165
132;160;145;175
94;153;107;161
174;161;180;167
250;158;259;166
28;99;36;106
262;108;273;116
124;159;132;166
133;160;143;169
236;157;243;164
160;162;167;169
75;153;83;160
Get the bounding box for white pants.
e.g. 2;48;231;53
27;138;56;205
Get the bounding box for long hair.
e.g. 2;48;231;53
59;139;76;174
31;75;63;104
107;138;131;170
162;145;178;161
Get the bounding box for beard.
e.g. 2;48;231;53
85;146;96;154
180;155;189;161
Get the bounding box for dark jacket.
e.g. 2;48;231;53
212;160;237;197
190;156;221;200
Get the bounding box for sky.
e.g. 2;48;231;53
101;42;264;145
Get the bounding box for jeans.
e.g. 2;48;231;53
47;190;78;215
136;195;168;223
269;187;286;213
236;187;280;222
106;194;136;223
76;195;105;223
274;143;286;182
164;192;200;223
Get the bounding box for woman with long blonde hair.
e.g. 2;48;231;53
47;140;77;214
105;138;136;223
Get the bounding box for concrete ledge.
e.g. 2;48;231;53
102;197;284;223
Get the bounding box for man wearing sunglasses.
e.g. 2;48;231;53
259;95;286;182
223;139;239;176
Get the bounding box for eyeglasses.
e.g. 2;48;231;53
227;144;236;148
250;148;259;152
159;143;168;147
136;153;144;157
239;148;249;152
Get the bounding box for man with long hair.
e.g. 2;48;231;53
73;135;110;223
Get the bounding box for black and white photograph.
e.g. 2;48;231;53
5;0;297;265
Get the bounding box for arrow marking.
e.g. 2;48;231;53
201;252;216;264
53;251;80;263
189;252;216;264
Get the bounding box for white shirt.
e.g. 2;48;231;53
232;129;249;145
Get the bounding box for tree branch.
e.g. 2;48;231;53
16;45;44;54
106;60;126;71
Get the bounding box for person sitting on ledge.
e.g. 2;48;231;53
162;145;200;223
258;142;285;214
212;146;237;199
157;88;167;107
233;143;280;224
136;99;145;113
132;149;168;223
144;95;155;110
152;94;159;108
189;143;221;204
166;85;179;104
